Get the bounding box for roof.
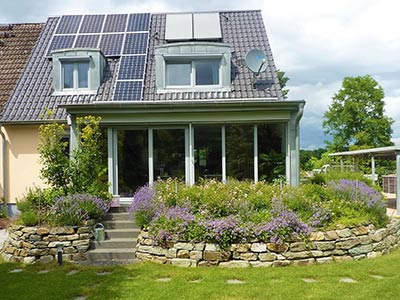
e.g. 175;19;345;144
0;10;284;124
329;146;400;159
0;23;43;110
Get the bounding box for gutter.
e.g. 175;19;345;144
0;125;6;201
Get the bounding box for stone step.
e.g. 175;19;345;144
108;206;130;213
87;248;136;261
103;220;137;230
91;238;137;249
104;212;131;221
106;228;141;239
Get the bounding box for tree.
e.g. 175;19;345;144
277;69;289;99
323;75;393;152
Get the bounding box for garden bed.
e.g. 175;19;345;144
136;219;400;267
130;178;395;267
0;224;93;264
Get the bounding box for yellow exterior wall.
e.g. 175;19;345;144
1;125;46;203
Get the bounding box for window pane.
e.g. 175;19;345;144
118;130;148;197
153;129;185;181
258;123;285;182
78;62;89;88
195;60;219;85
226;124;253;180
166;63;191;86
63;63;74;89
194;126;222;181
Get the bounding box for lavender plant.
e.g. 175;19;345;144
52;194;109;226
128;184;156;228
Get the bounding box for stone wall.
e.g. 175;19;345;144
0;224;92;264
136;219;400;267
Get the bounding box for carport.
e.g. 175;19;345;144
329;146;400;215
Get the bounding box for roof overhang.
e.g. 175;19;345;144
60;99;305;126
329;146;400;159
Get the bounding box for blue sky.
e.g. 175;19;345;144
2;0;400;150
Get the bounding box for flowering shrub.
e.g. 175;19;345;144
129;179;388;248
128;184;156;228
328;179;387;227
52;194;110;226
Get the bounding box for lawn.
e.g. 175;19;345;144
2;248;400;300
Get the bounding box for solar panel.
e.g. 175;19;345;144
79;15;105;33
103;14;128;32
56;15;82;34
74;35;100;48
118;55;146;80
114;81;143;101
99;34;124;56
123;33;148;55
47;35;76;56
127;13;150;32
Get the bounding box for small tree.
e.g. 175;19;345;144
38;115;109;199
38;122;70;194
323;75;393;152
277;69;289;99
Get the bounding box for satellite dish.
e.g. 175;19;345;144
245;49;267;75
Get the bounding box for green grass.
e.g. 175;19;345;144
2;249;400;300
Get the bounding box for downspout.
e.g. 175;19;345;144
288;102;305;186
0;125;7;201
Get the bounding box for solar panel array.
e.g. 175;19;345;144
47;13;151;101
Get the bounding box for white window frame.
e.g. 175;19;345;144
165;58;222;90
61;61;90;91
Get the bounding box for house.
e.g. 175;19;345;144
0;23;43;208
0;10;305;206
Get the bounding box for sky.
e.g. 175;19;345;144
1;0;400;150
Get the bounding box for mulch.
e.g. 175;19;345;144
0;218;10;229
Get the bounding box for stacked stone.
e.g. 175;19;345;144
135;219;400;267
0;224;92;264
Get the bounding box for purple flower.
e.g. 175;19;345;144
309;204;332;228
328;179;385;209
255;210;311;244
128;184;155;214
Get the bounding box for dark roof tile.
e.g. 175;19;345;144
1;10;283;123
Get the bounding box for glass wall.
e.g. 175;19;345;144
258;123;285;182
194;126;222;180
113;123;286;197
226;124;254;181
153;129;185;181
118;130;148;196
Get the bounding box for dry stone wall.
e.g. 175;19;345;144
136;219;400;267
0;224;92;264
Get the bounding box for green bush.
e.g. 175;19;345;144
19;210;39;226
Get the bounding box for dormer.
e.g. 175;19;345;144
51;48;106;95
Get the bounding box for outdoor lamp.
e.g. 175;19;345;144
56;244;63;266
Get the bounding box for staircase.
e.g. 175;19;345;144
86;205;139;263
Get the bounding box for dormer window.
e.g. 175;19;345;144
155;42;231;93
52;48;106;95
165;59;220;88
62;61;89;89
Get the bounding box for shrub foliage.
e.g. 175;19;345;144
129;179;388;249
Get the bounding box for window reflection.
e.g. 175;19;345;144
118;130;148;196
194;126;222;180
